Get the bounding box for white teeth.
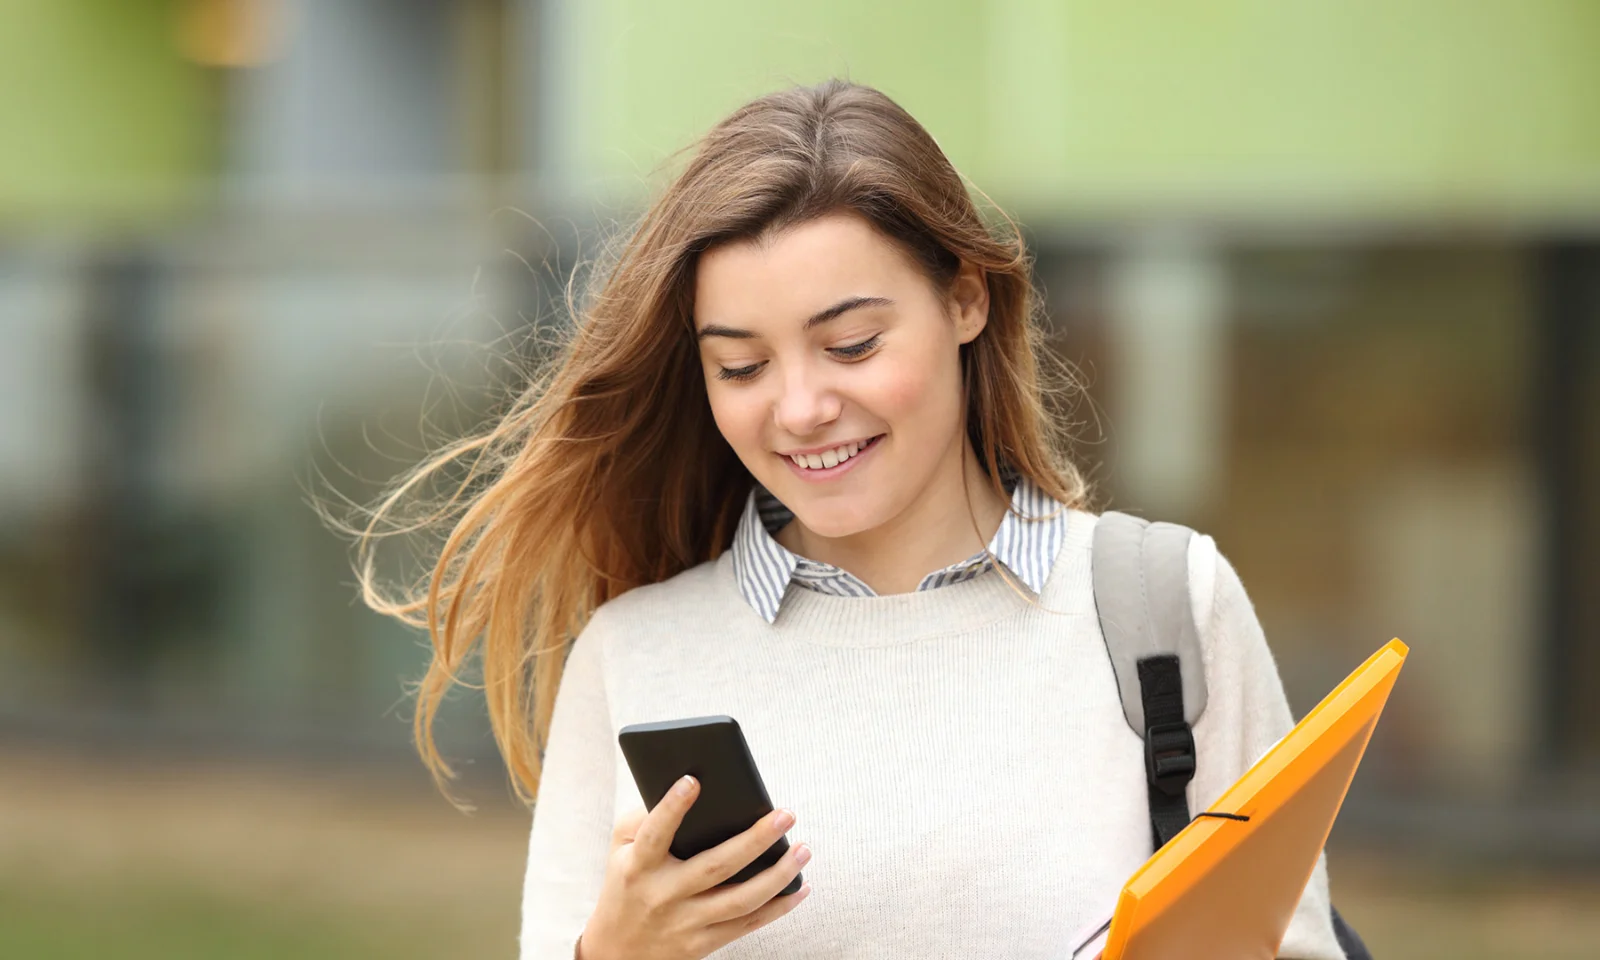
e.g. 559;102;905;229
788;437;876;470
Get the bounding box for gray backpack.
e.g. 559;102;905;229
1090;511;1373;960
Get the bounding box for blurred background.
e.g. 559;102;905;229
2;1;1597;957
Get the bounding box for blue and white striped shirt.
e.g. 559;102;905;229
729;475;1068;624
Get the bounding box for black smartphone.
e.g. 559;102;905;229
617;715;801;895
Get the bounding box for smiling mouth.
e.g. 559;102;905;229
782;434;884;471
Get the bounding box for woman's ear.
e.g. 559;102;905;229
949;261;989;344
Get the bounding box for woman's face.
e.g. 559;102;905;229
693;211;988;539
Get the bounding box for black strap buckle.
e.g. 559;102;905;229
1144;721;1196;797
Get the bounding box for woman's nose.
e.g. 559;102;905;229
772;366;842;437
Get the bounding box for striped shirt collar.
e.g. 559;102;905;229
729;474;1068;624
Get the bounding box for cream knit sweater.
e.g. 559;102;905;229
519;509;1345;959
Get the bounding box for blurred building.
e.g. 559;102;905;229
1;0;1597;862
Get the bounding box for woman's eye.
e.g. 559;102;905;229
713;337;877;381
829;335;881;360
716;362;764;382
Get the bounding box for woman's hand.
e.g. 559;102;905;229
576;775;812;960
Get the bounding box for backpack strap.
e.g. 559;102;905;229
1091;511;1208;851
1331;905;1374;960
1092;511;1375;958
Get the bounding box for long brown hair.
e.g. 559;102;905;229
351;79;1090;805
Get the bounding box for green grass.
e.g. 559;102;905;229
0;877;481;960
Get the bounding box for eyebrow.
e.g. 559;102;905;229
695;295;894;341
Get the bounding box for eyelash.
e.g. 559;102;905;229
831;334;881;359
715;335;882;382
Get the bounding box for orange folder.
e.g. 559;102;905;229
1073;638;1409;960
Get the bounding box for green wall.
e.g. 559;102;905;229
559;0;1600;218
0;0;213;221
5;1;1596;221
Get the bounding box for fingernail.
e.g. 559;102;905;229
774;808;795;831
793;843;811;866
674;775;696;797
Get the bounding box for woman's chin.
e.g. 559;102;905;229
781;505;881;542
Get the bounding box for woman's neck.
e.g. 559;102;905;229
775;440;1010;595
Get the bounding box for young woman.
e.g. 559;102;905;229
358;80;1347;959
